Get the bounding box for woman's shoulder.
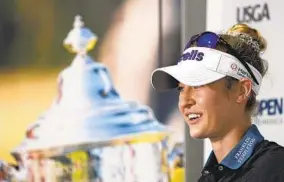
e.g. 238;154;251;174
242;140;284;181
250;140;284;170
262;140;284;153
254;140;284;160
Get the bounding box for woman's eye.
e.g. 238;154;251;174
177;86;184;92
193;85;204;89
178;85;204;92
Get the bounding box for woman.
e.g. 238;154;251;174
151;24;284;181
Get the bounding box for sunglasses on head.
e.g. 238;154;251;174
184;31;259;85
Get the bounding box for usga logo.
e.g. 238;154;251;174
237;2;270;23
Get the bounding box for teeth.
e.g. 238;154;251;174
188;114;201;120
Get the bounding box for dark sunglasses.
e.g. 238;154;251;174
184;32;259;85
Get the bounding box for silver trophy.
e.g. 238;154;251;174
10;15;174;182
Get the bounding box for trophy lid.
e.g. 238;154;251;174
63;15;98;54
12;15;168;157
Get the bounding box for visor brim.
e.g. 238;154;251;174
151;62;226;91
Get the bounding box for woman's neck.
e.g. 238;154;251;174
210;122;251;163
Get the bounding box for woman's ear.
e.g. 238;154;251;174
236;79;252;104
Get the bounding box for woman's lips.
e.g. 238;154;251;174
185;113;203;125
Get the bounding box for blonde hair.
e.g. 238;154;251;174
226;24;267;52
219;23;268;113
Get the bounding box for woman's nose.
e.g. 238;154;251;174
178;89;196;112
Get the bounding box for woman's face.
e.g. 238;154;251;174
178;78;240;140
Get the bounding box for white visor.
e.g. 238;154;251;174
151;47;262;95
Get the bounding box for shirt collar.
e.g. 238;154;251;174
205;124;264;170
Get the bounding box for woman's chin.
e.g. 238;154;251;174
188;125;207;139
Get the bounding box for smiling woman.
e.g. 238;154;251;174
151;23;284;182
